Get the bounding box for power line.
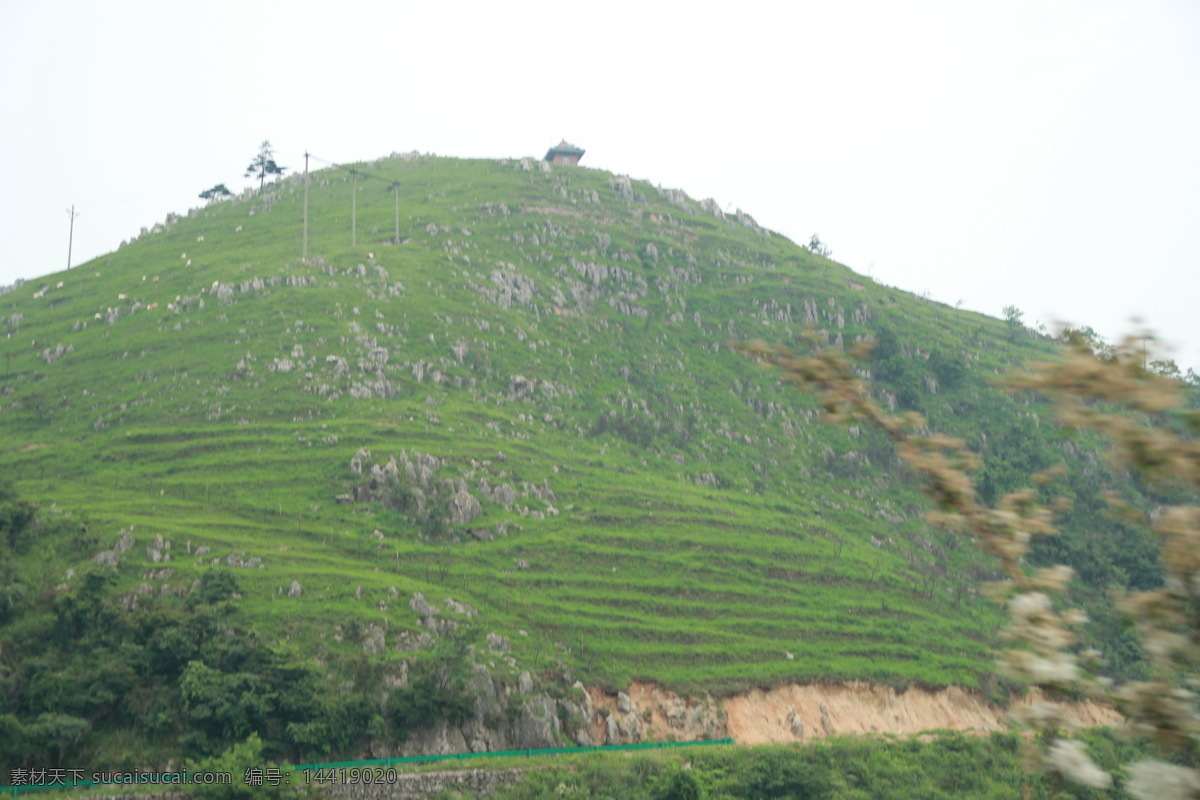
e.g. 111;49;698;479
308;154;401;187
306;154;409;247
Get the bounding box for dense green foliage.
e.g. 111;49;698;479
185;733;294;800
0;153;1178;767
4;564;339;766
491;732;1171;800
389;637;476;733
0;538;475;768
0;551;489;767
0;478;38;621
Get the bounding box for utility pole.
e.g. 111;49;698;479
350;168;357;247
302;152;310;259
66;205;80;269
393;182;400;244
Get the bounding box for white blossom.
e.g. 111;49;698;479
1047;739;1111;790
1126;760;1200;800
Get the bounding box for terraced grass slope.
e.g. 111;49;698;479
0;153;1156;765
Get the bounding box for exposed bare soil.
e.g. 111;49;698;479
588;681;1121;745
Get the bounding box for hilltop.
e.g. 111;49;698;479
0;153;1158;767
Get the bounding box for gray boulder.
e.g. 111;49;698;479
444;597;478;617
508;695;559;748
363;624;386;654
115;529;134;553
449;491;483;525
604;714;619;745
410;592;438;618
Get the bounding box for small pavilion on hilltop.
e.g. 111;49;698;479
544;140;585;165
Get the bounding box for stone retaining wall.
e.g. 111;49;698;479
51;768;526;800
326;767;526;798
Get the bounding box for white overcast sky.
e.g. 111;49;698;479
2;1;1198;365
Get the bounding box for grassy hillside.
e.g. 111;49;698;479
0;153;1160;766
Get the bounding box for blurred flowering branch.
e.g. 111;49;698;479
736;330;1200;797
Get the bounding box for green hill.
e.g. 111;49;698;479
0;153;1159;768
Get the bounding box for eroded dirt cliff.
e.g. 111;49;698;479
374;671;1120;759
589;681;1121;746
